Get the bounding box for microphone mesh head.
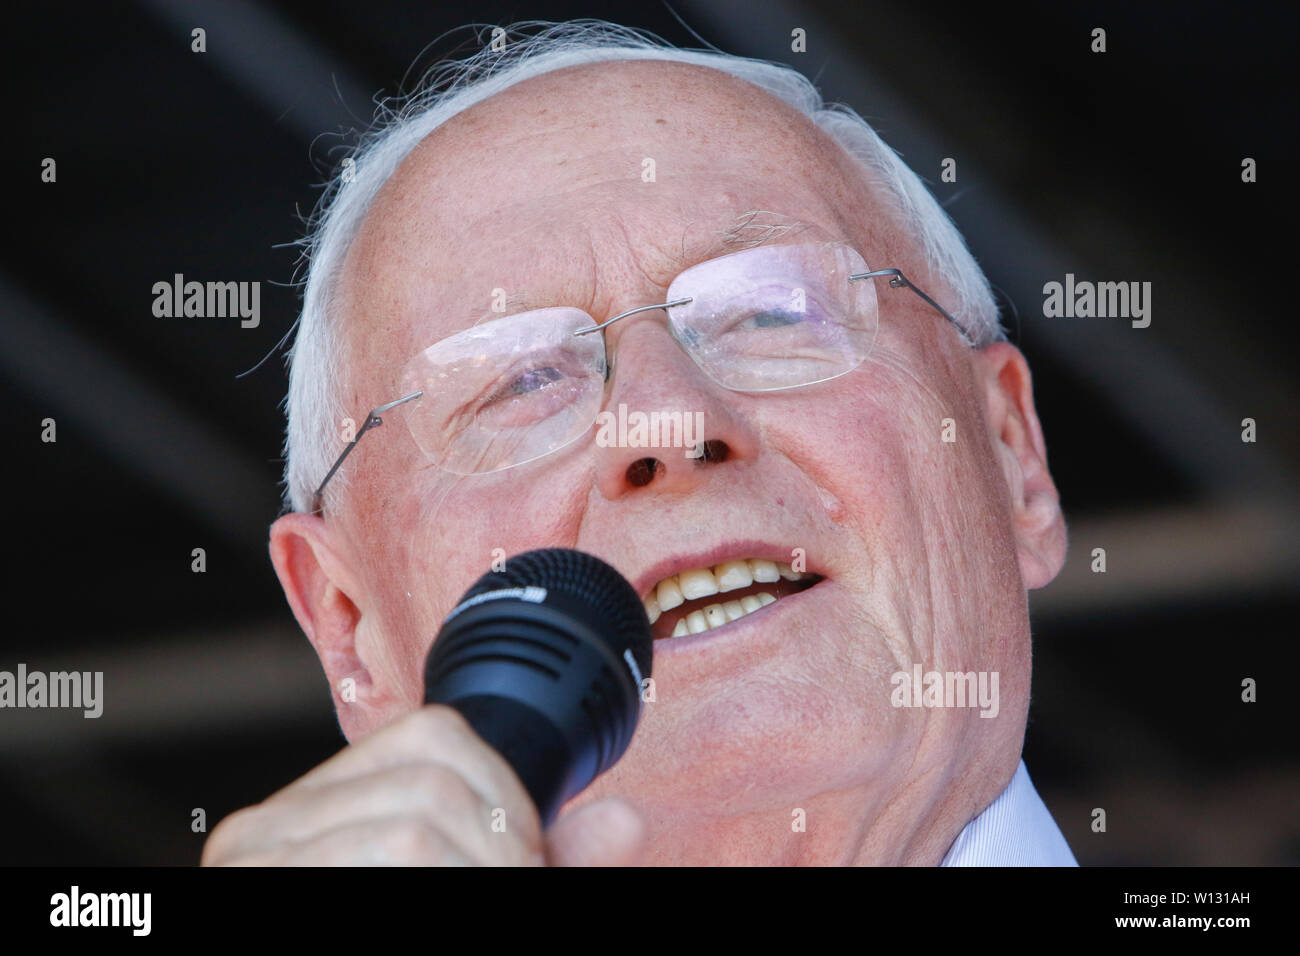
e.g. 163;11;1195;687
461;549;652;682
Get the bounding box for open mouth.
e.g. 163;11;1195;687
642;558;824;640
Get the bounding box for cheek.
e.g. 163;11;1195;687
761;348;1008;643
763;368;939;580
853;351;1026;673
364;457;595;680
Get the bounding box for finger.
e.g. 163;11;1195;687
546;797;645;867
285;705;542;848
227;815;478;866
213;762;540;866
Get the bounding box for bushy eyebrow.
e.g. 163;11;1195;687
686;209;821;262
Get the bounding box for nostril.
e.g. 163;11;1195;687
626;457;659;487
696;439;730;464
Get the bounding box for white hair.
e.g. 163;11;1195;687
282;19;1003;514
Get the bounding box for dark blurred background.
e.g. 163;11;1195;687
3;0;1295;865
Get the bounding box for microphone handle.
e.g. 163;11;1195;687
452;695;573;827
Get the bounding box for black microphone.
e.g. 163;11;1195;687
423;548;653;827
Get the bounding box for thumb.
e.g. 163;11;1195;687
545;797;645;867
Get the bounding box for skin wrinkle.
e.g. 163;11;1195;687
272;59;1065;865
773;436;913;673
865;331;987;684
600;216;661;324
790;344;934;674
906;334;1022;817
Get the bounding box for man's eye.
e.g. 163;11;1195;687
746;309;803;328
501;365;564;397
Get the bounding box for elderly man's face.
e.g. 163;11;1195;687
273;60;1066;862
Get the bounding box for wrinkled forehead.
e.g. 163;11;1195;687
334;60;913;385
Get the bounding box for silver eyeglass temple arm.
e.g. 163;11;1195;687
849;268;969;343
312;390;424;505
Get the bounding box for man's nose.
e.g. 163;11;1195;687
591;316;761;502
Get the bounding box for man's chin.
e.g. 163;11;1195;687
582;700;898;818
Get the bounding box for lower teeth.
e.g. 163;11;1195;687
669;592;777;637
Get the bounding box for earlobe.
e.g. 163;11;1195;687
974;342;1068;590
268;512;384;738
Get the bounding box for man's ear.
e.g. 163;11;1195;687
971;342;1067;590
269;512;396;740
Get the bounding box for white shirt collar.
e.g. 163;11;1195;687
939;759;1078;866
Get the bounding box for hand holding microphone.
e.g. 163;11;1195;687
201;549;651;866
424;548;653;826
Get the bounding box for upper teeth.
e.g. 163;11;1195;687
643;558;811;625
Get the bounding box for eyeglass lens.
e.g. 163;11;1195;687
398;242;879;475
